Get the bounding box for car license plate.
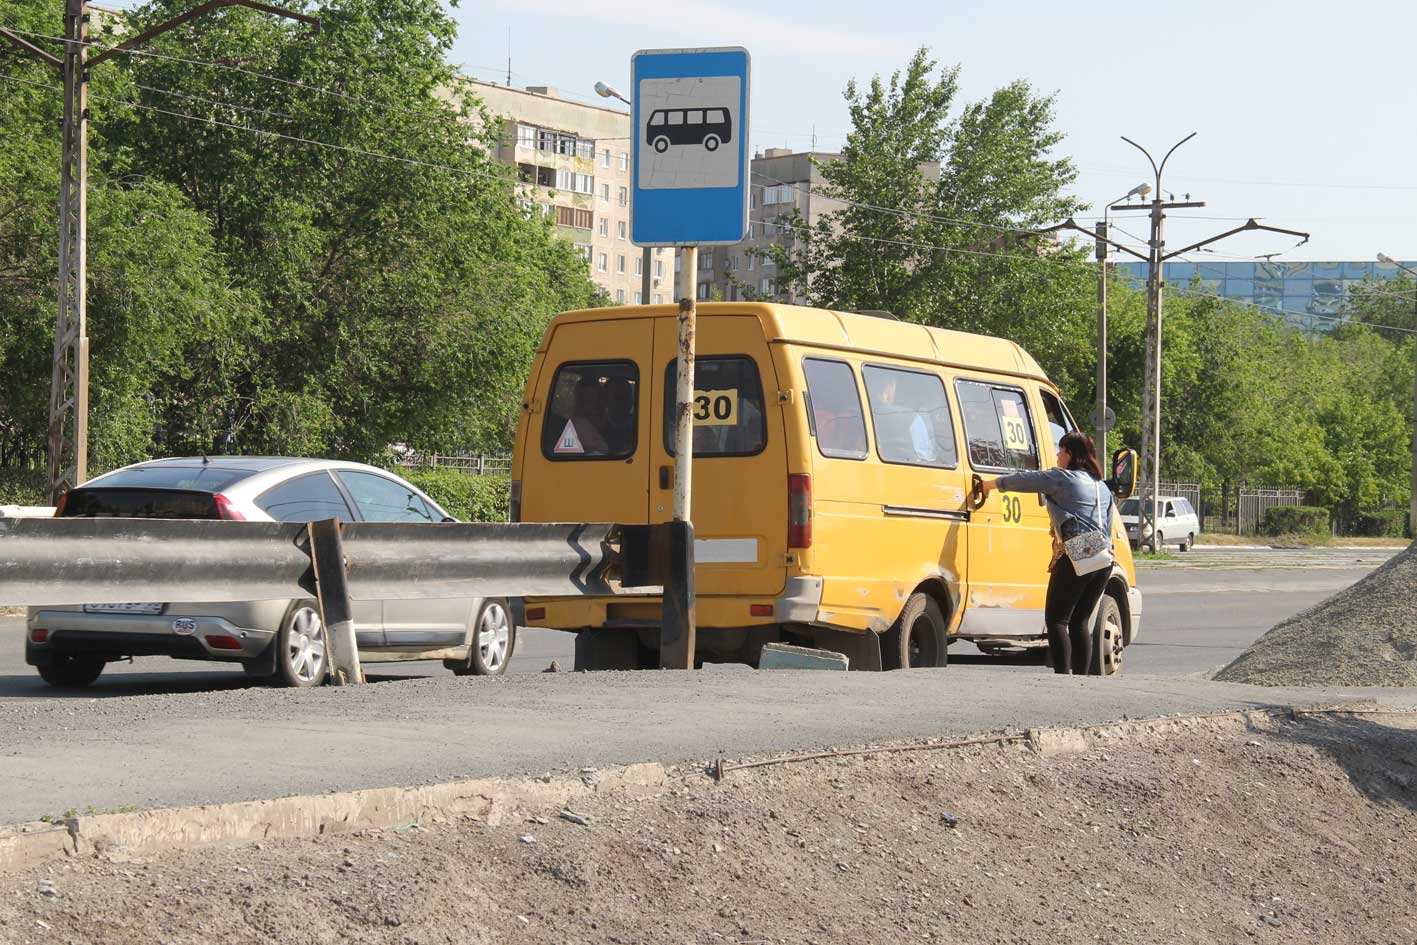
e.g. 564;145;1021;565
82;602;164;615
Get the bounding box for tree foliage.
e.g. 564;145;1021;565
1;0;599;476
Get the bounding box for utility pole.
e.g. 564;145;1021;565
1375;253;1417;538
1094;221;1108;456
1111;133;1309;550
1;0;318;503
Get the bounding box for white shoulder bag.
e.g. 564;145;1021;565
1049;479;1113;576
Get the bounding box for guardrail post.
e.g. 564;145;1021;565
307;518;364;685
660;519;695;669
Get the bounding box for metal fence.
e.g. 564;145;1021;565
392;451;512;476
1237;488;1306;535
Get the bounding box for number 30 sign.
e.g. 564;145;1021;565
692;389;738;426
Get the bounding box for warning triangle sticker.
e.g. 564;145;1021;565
553;419;585;454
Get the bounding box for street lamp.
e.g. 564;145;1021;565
1376;252;1417;538
1094;181;1153;458
594;80;652;304
594;81;630;106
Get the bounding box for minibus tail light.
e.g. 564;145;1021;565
53;491;70;517
788;474;812;549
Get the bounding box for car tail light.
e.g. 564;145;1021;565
788;474;812;549
750;604;773;617
205;635;242;650
53;491;70;517
29;628;48;644
213;494;246;521
509;480;522;523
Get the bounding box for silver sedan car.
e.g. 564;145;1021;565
25;457;516;688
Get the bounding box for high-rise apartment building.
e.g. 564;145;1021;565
464;80;671;304
688;149;845;305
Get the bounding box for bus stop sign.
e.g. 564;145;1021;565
630;47;750;247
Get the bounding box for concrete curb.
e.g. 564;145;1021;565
5;704;1404;871
0;762;666;872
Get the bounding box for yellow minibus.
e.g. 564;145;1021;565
512;303;1142;673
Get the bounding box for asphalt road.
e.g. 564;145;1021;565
1;546;1410;824
0;546;1397;696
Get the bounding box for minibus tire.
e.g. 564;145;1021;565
1091;595;1124;676
883;594;948;670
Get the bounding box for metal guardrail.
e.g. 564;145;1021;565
0;518;622;607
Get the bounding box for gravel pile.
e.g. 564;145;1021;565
1215;539;1417;687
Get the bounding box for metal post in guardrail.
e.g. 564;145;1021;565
307;518;362;685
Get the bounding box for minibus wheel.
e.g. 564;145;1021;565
883;594;948;670
1091;595;1125;676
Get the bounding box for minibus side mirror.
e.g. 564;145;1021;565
1109;448;1138;499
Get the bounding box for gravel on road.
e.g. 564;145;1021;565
1216;540;1417;687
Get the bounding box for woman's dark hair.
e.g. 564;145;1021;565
1058;431;1104;481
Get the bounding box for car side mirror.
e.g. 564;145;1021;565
1109;448;1138;499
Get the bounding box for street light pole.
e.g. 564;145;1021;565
1376;253;1417;538
594;80;652;304
1119;132;1196;549
1095;183;1152;456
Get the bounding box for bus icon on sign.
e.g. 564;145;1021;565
646;107;733;153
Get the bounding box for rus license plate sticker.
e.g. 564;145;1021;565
82;603;163;615
171;618;198;635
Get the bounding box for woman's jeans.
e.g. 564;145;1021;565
1044;555;1110;675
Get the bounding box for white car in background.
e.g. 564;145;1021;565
25;457;516;689
1120;495;1201;552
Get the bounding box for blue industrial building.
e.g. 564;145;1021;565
1114;260;1416;332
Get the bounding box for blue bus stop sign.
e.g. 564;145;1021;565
630;47;750;247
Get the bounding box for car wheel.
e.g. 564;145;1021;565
882;593;948;670
1150;531;1163;553
37;653;105;689
274;602;328;688
1091;595;1124;676
1179;532;1194;552
453;598;515;677
653;136;670;153
703;134;720;151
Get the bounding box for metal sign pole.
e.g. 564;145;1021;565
661;246;697;669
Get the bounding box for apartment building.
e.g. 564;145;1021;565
464;80;671;304
684;149;845;304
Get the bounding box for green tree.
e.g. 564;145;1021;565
764;47;1096;400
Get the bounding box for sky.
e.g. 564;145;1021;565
454;0;1417;263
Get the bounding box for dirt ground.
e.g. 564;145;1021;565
3;713;1416;945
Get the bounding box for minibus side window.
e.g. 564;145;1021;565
861;365;958;468
540;361;639;461
802;358;868;460
662;356;766;457
1039;389;1076;454
955;380;1039;471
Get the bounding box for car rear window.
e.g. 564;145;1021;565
60;489;220;519
541;361;639;461
1120;499;1140;516
84;464;253;492
662;356;766;457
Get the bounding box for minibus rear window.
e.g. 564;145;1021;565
955;380;1039;471
541;361;639;461
803;358;868;460
662;356;766;457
